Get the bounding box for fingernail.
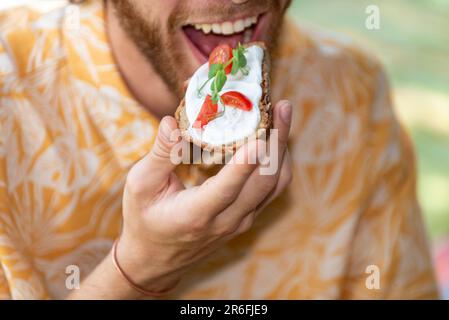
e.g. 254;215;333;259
159;117;173;140
280;101;292;125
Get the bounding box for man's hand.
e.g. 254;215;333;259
117;100;292;294
70;100;292;298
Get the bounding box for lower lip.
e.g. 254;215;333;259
182;13;269;65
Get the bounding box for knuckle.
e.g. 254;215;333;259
190;220;208;234
151;142;171;162
179;214;209;235
151;129;180;161
236;214;255;235
238;221;253;235
219;188;238;204
218;221;240;237
218;211;255;237
242;201;259;216
125;168;146;196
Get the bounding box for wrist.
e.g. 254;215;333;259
67;250;144;300
115;236;181;294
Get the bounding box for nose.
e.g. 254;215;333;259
231;0;250;4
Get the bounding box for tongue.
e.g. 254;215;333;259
183;26;245;57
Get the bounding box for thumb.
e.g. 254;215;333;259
128;116;180;197
150;116;180;167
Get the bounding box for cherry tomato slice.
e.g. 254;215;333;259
209;44;233;75
193;95;219;128
221;91;252;111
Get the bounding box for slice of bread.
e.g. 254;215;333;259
175;42;272;154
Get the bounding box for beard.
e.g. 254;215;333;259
110;0;289;97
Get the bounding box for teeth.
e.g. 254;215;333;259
244;17;253;28
201;24;211;34
212;23;222;34
233;19;245;33
191;15;258;36
221;21;234;35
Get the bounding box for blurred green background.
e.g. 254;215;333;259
288;0;449;239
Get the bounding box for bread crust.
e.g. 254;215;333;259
175;42;272;154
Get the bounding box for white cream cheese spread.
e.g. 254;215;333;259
185;45;264;146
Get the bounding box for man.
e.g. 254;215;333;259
0;0;438;299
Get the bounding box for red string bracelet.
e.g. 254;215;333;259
111;239;178;297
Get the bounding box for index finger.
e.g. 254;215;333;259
195;139;265;215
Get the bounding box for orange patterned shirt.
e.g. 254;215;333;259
0;1;438;299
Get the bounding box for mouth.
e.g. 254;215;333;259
182;13;267;64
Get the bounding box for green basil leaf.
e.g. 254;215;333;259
231;57;240;75
214;70;226;92
208;63;221;79
238;51;247;68
232;48;239;61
